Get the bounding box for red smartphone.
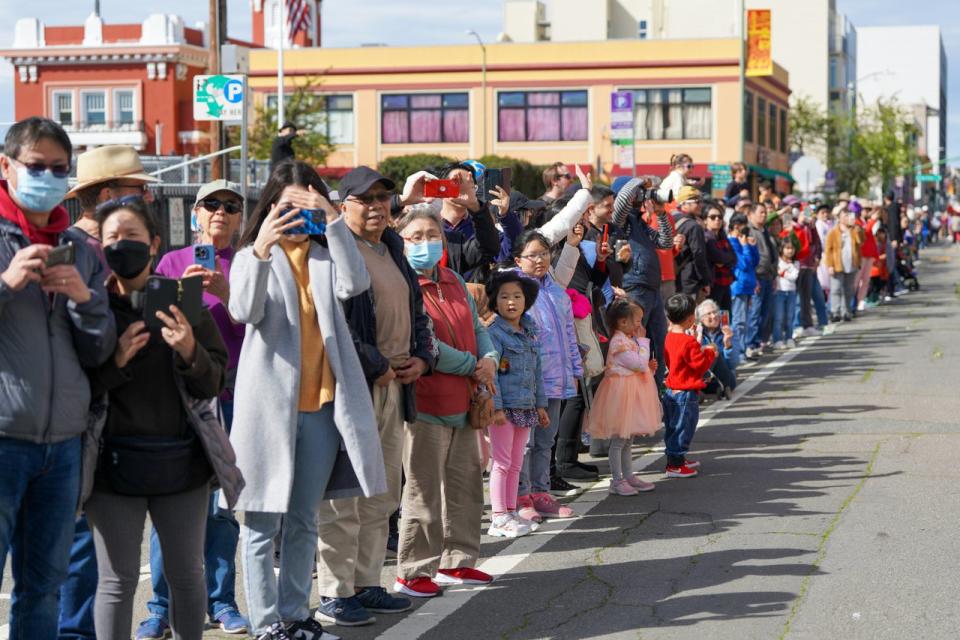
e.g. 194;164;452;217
424;179;460;198
721;310;730;327
601;224;610;247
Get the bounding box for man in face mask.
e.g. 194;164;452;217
0;117;116;639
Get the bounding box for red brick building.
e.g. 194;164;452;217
0;11;210;155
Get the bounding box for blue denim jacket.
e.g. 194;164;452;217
487;315;547;411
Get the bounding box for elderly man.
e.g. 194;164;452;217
674;186;712;301
0;117;116;640
315;166;437;627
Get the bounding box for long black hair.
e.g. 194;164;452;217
239;160;330;247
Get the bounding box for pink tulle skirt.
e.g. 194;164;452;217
587;373;662;439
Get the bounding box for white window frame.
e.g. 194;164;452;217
81;90;107;127
114;89;136;126
52;91;74;126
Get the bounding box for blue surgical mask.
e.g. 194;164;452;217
13;165;68;213
406;240;444;271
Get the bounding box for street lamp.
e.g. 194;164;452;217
466;30;487;157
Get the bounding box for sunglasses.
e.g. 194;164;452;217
95;194;145;212
683;163;695;170
13;158;70;179
558;173;572;180
199;198;243;215
706;214;723;220
347;192;392;206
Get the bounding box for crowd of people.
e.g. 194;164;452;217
0;116;933;640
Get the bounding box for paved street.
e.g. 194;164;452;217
4;244;960;640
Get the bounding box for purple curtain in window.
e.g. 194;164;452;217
561;107;588;140
382;112;408;143
499;109;525;141
410;110;441;143
443;110;469;143
411;95;442;108
527;109;560;141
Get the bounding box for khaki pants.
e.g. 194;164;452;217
397;420;483;581
316;382;404;597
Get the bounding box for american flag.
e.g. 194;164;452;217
286;0;311;38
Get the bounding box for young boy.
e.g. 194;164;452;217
662;293;718;478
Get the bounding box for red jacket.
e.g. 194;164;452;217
416;267;478;417
665;332;716;391
857;218;879;259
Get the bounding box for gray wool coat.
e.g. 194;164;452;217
225;216;387;513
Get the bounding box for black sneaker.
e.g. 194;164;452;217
842;313;852;322
315;596;374;627
560;464;598;481
257;622;292;640
356;586;412;613
576;461;599;473
549;476;583;497
286;618;340;640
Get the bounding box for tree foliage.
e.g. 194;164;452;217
233;76;336;168
790;95;919;195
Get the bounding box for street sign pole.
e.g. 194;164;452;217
240;74;249;220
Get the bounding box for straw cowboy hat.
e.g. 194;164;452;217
66;145;158;197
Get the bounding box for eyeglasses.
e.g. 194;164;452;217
95;194;145;212
520;251;550;263
706;214;723;220
199;198;243;215
13;158;70;179
347;192;392;206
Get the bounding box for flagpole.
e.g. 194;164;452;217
278;0;285;129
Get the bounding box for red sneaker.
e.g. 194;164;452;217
665;464;699;478
531;492;577;518
517;494;542;523
435;567;493;585
683;459;701;469
393;577;440;598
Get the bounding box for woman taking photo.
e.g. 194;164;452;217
392;209;498;598
228;161;386;640
85;199;238;640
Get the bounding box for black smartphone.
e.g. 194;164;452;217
45;242;75;268
483;168;512;201
143;275;204;329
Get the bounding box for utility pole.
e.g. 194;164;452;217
208;0;225;178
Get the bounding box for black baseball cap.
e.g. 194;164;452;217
509;191;547;214
339;166;396;200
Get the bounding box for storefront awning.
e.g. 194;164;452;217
747;164;794;183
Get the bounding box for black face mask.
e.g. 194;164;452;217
104;240;152;280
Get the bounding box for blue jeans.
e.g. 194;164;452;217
747;278;774;348
519;398;562;496
57;517;97;640
731;294;750;361
0;436;82;640
147;400;240;622
241;405;340;634
661;390;699;467
811;277;830;327
772;290;798;343
627;285;667;386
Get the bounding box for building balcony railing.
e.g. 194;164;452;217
60;120;145;133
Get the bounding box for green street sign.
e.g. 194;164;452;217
916;174;942;183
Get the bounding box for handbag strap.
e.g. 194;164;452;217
422;282;462;353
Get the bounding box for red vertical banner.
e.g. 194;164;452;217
746;9;773;77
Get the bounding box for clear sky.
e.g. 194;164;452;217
0;0;955;160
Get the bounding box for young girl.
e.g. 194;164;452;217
511;231;583;521
658;153;699;205
773;241;799;350
485;270;549;537
587;299;662;496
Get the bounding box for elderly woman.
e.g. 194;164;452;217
142;180;249;636
696;299;738;398
392;208;499;598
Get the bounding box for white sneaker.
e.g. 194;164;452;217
792;327;804;340
822;324;837;335
510;510;538;532
883;295;894;302
773;341;786;351
802;327;820;337
488;513;531;538
786;339;797;349
857;300;866;311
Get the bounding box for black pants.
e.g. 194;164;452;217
708;284;732;313
553;378;600;473
797;268;815;329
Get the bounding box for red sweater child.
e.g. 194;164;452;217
664;332;717;391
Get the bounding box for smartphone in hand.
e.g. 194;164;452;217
193;244;216;271
45;242;75;268
424;179;460;198
721;310;730;327
281;209;327;235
